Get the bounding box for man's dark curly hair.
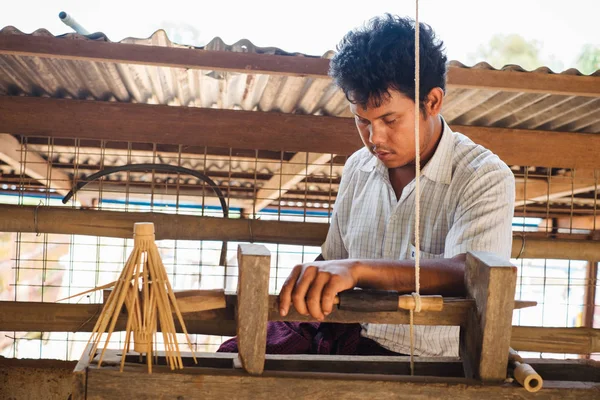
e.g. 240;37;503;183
329;14;447;112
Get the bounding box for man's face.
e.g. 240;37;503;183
350;89;434;169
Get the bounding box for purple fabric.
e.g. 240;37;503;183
217;321;402;356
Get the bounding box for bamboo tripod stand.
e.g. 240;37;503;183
86;222;196;373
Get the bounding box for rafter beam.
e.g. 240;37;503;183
1;33;599;96
2;97;600;169
515;171;598;206
0;134;72;195
0;134;94;205
247;152;333;213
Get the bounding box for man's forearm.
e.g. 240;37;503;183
353;254;467;296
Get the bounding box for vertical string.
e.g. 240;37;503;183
410;0;421;377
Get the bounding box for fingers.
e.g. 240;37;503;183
290;265;317;316
321;275;345;315
306;271;331;321
278;265;301;317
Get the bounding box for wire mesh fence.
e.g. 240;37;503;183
0;135;598;360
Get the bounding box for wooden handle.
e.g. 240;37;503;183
397;294;444;312
173;289;444;313
174;289;226;313
334;290;444;312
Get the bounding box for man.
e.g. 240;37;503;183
220;14;514;357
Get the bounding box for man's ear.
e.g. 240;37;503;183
425;87;444;116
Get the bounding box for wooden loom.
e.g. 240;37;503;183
71;242;600;400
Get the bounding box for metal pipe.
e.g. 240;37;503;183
58;11;90;35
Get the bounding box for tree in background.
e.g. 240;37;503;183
468;33;564;72
576;44;600;75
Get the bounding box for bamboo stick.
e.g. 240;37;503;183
79;222;196;373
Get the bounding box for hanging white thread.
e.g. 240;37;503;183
410;0;422;377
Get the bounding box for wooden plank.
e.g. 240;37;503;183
84;366;600;399
0;96;358;155
236;244;271;375
0;358;76;400
2;96;600;168
461;252;518;381
249;152;333;213
1;33;599;96
511;326;600;354
2;204;598;260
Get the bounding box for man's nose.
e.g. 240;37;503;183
369;124;385;146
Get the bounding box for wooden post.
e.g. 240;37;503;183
583;260;598;329
71;344;94;400
236;244;271;375
460;252;517;381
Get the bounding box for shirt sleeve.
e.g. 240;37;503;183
321;152;362;260
444;163;515;260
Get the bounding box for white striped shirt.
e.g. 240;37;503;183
322;118;515;356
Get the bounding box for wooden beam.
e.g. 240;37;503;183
1;33;599;96
0;204;329;246
0;301;238;336
0;298;534;334
0;32;331;79
3;204;599;260
2;97;600;168
0;96;356;155
511;237;600;260
454;125;600;169
84;366;600;399
447;65;600;97
511;326;600;354
583;261;598;329
248;152;333;213
2;300;598;354
461;252;517;381
0;134;72;196
236;244;271;375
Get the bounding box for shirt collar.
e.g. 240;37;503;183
359;116;454;185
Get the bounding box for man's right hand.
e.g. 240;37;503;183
278;260;360;321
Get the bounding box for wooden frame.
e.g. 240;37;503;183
2;33;599;96
2;96;600;168
2;301;598;354
460;252;517;381
71;349;600;399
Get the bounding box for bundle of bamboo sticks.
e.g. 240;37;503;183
86;222;196;373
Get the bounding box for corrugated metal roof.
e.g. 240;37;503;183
1;26;599;133
0;27;598;215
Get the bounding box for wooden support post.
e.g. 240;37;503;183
71;344;94;400
236;244;271;375
460;252;517;381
